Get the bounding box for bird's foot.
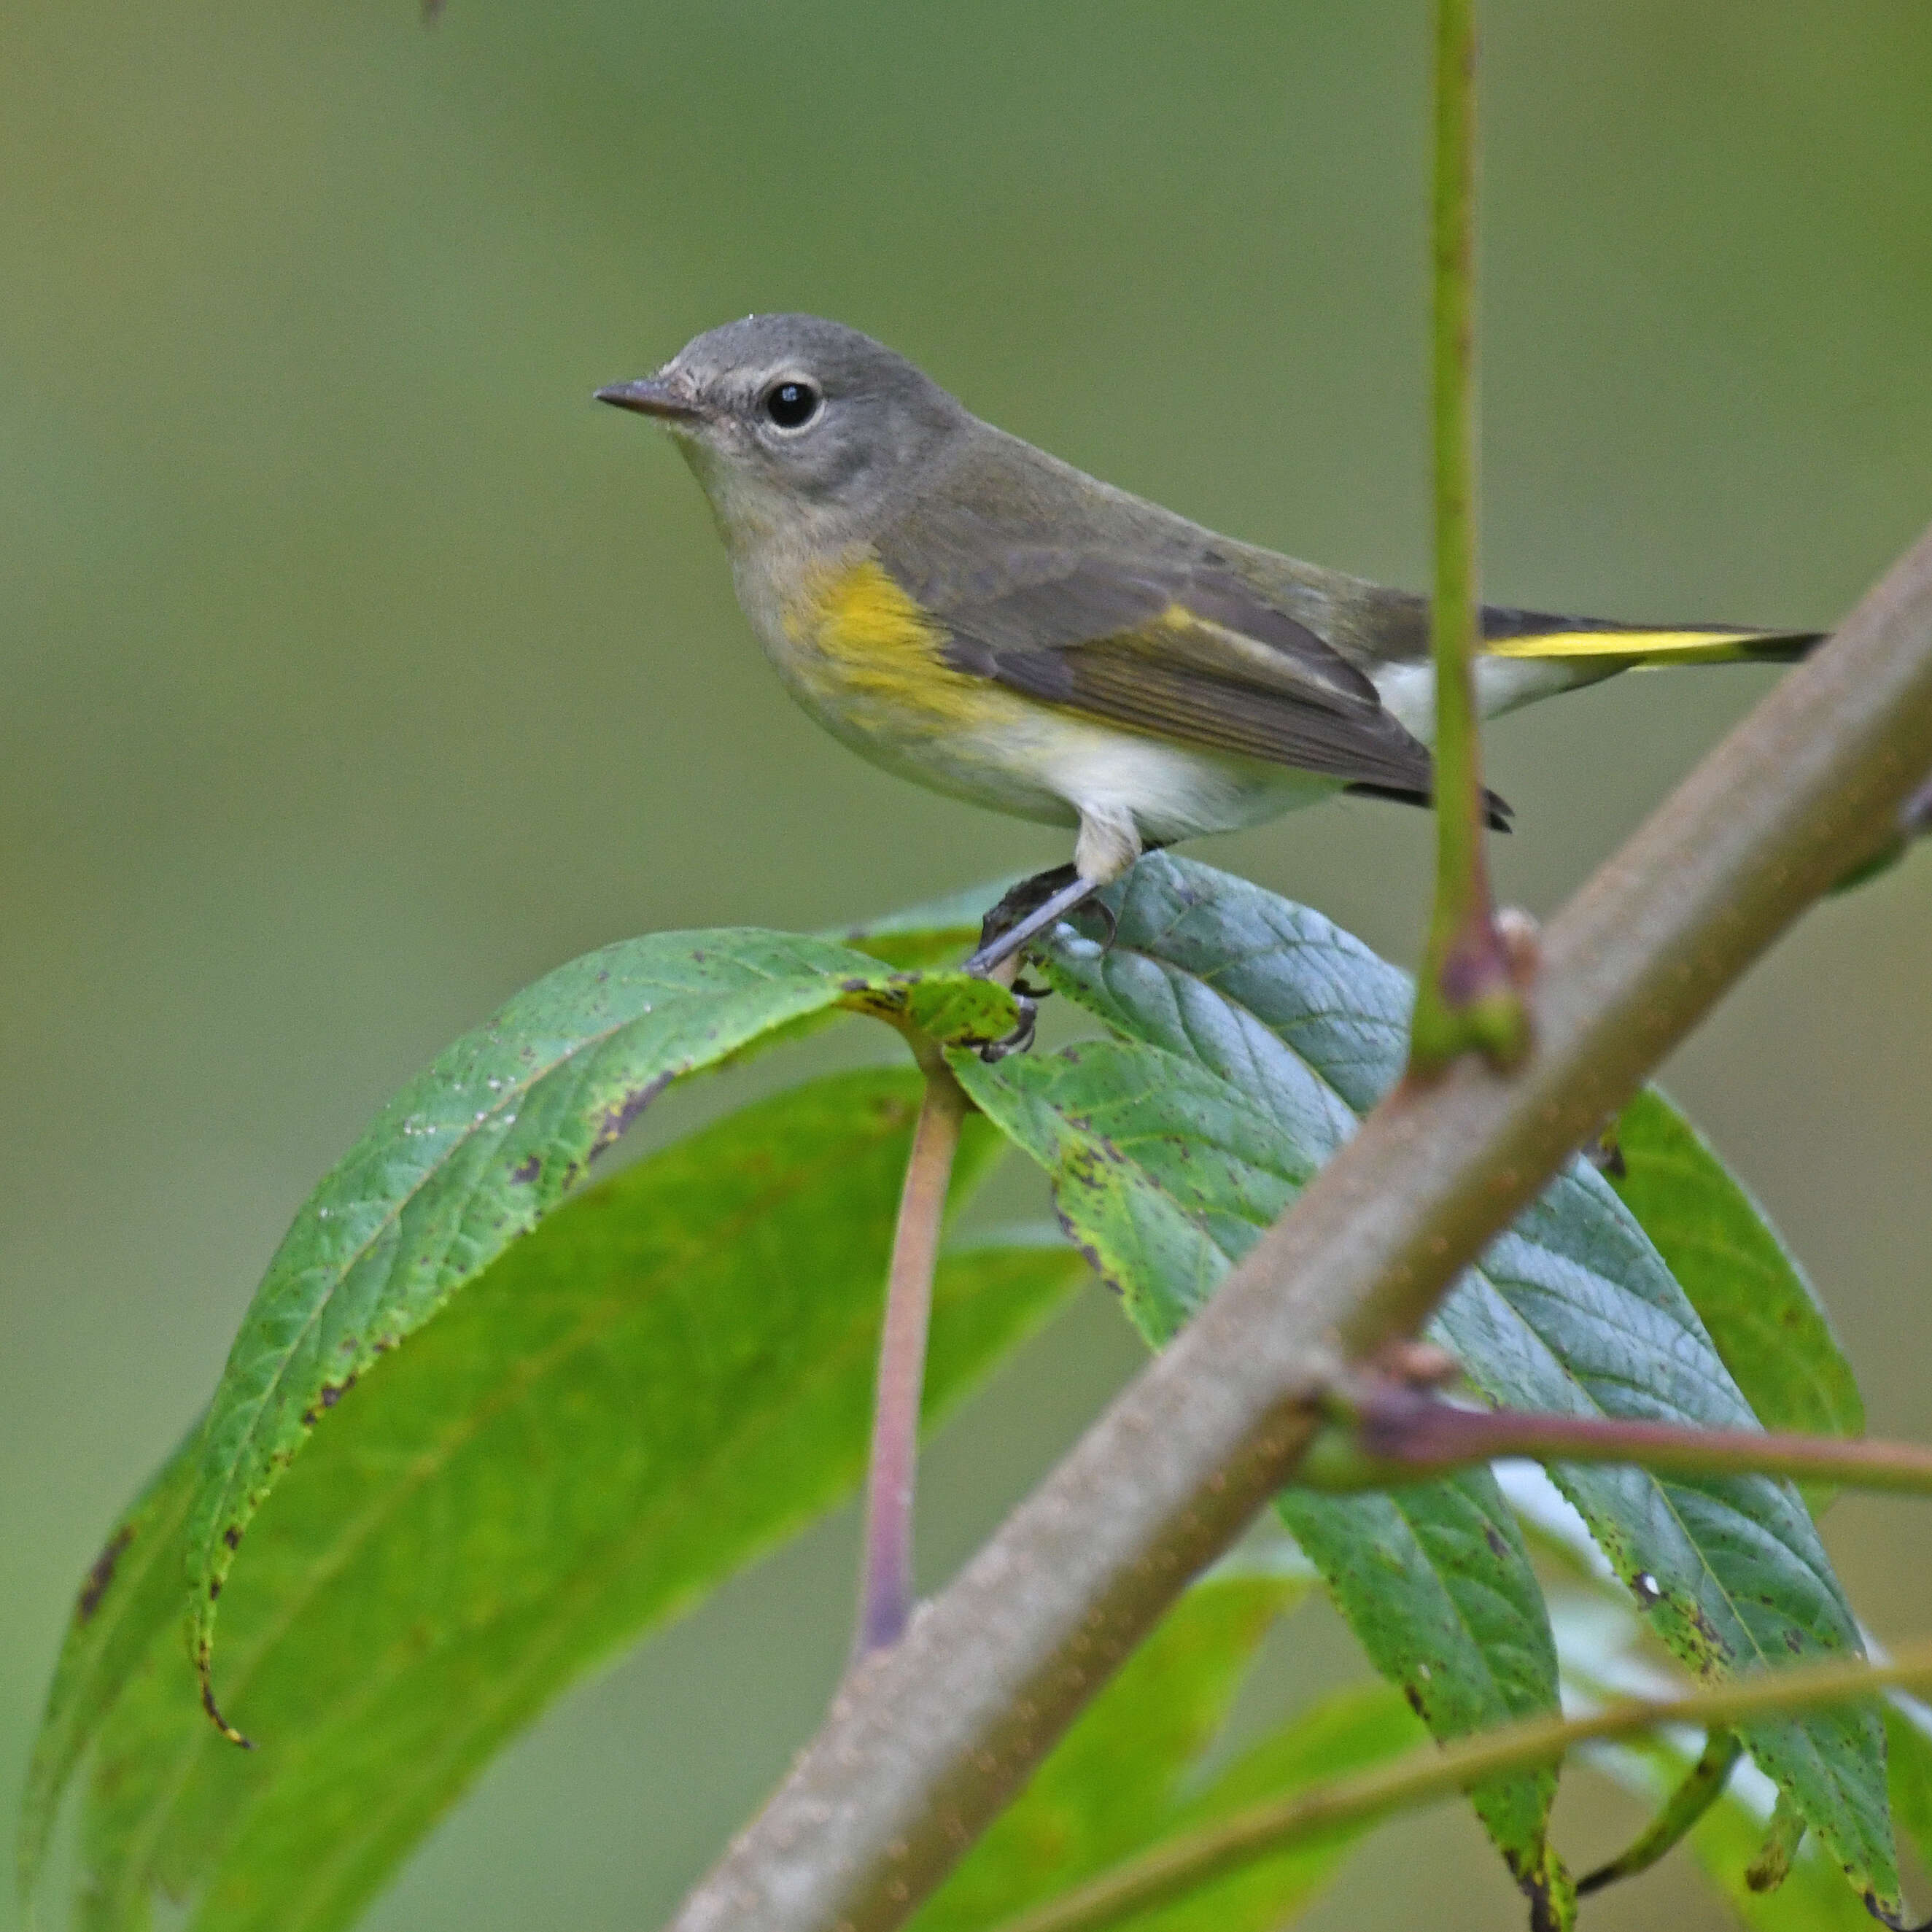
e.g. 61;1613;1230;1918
965;868;1104;978
974;985;1040;1062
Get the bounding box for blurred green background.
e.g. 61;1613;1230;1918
4;2;1929;1926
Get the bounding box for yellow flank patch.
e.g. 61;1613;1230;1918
788;555;996;729
1483;628;1766;664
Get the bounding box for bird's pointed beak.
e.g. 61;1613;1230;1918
594;376;706;423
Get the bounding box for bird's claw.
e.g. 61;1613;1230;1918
976;990;1039;1062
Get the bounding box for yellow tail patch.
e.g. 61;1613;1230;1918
1483;627;1788;666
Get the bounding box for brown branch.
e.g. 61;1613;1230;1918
1299;1383;1932;1498
663;521;1932;1932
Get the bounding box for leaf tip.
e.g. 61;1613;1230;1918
198;1660;253;1750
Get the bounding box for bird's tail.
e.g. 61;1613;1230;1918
1480;609;1823;667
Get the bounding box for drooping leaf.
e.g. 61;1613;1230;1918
957;1035;1572;1924
1555;1604;1884;1931
1276;1483;1573;1926
16;1421;201;1902
1607;1087;1863;1443
1690;1793;1888;1931
1879;1696;1932;1908
961;852;1896;1920
181;928;1015;1717
25;1068;1082;1932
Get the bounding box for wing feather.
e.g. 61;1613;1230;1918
928;551;1440;796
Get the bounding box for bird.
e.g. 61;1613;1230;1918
597;314;1817;975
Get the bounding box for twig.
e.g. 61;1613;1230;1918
978;1643;1932;1932
661;517;1932;1932
1299;1383;1932;1498
856;1056;969;1656
1411;0;1528;1072
1577;1729;1744;1896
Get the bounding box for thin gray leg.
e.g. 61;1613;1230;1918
964;873;1100;977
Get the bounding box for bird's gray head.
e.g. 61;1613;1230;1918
597;314;969;546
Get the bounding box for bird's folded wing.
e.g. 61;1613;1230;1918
933;555;1438;795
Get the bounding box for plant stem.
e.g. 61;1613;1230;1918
662;516;1932;1932
1411;0;1527;1072
1577;1729;1744;1896
856;1058;969;1656
1298;1384;1932;1498
979;1642;1932;1932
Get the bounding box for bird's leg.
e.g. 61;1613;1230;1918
965;869;1103;978
971;864;1078;959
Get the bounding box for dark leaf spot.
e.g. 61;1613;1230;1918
510;1155;541;1184
77;1524;135;1623
592;1074;672;1156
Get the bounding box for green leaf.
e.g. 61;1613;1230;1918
1880;1697;1932;1904
25;1068;1082;1932
182;928;1015;1720
951;1038;1316;1340
1607;1087;1863;1443
1555;1602;1883;1931
1746;1788;1809;1893
966;852;1896;1921
1690;1794;1885;1931
832;875;1024;970
957;1036;1572;1923
15;1423;201;1904
1276;1483;1573;1927
914;1564;1427;1932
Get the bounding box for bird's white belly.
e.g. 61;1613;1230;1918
852;705;1343;849
732;543;1342;869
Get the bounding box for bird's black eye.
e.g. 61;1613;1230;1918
762;379;820;430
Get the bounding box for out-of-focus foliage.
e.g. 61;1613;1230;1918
26;861;1897;1931
23;1068;1080;1931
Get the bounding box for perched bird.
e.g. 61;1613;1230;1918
598;315;1816;972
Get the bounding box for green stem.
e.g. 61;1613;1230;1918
982;1645;1932;1932
1299;1384;1932;1497
1577;1729;1743;1896
856;1049;969;1656
1411;0;1527;1073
